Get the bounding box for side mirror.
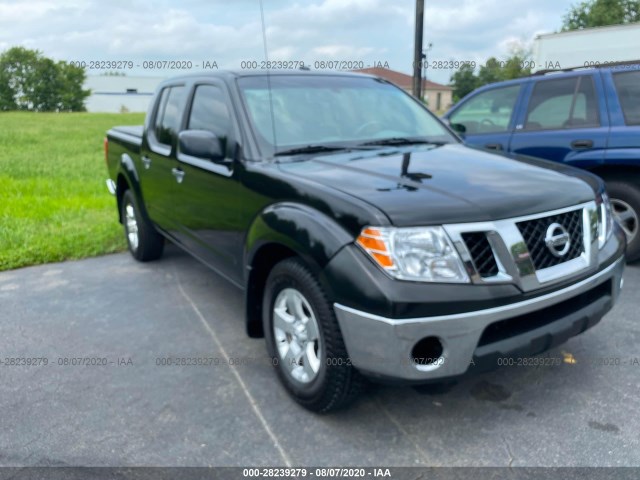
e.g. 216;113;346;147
178;130;224;162
449;122;467;136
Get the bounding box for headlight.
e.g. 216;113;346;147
356;226;470;283
597;191;613;249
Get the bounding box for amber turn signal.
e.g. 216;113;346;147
356;228;395;269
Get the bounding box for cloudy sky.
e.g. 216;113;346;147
0;0;574;84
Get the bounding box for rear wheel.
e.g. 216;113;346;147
121;189;164;262
606;181;640;262
263;257;364;413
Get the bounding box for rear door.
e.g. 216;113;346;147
141;84;187;231
603;68;640;161
507;72;609;169
171;81;245;285
446;83;524;152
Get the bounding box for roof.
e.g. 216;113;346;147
154;69;381;89
161;69;375;80
353;67;452;91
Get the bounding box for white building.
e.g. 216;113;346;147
84;76;166;113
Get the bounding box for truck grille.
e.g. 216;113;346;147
444;202;596;291
461;232;499;278
516;209;584;270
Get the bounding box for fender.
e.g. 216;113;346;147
115;153;152;223
562;148;640;176
602;148;640;168
245;202;355;273
243;202;357;337
589;150;640;187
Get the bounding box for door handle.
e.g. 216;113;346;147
171;168;185;184
485;143;503;151
141;156;151;169
571;139;594;149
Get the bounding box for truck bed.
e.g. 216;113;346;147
109;125;143;144
106;125;144;167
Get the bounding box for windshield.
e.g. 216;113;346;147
237;74;457;156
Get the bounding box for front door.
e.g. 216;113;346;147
171;82;245;286
447;83;523;152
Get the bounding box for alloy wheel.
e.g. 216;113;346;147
272;288;322;384
611;198;638;244
124;202;139;251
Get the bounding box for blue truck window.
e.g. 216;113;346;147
524;76;599;130
612;71;640;126
449;85;520;134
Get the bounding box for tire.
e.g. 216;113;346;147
606;181;640;262
262;257;364;413
121;189;164;262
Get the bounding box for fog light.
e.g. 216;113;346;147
411;336;444;367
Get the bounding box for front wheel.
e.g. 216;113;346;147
263;258;364;413
606;181;640;262
121;189;164;262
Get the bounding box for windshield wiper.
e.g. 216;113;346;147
360;137;447;147
274;145;352;157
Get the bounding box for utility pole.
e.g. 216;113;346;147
422;42;433;102
412;0;424;98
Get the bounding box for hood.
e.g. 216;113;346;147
276;144;595;226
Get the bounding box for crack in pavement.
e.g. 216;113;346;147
375;399;436;466
502;435;515;468
175;271;292;467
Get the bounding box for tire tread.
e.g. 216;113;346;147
263;258;364;413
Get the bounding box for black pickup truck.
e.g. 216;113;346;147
105;70;625;412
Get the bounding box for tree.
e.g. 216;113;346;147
450;63;478;101
477;57;505;86
0;46;41;110
30;57;63;111
57;61;90;111
0;67;15;111
0;46;89;112
562;0;640;30
501;53;532;80
449;51;533;102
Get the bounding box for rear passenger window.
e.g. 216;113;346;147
188;85;230;152
154;86;186;146
613;71;640;125
524;76;599;130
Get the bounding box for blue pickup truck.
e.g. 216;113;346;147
443;63;640;261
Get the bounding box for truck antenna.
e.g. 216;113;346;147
259;0;278;151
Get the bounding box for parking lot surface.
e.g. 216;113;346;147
0;246;638;467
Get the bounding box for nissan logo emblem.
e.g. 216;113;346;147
545;223;571;257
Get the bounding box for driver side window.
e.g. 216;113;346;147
450;85;520;134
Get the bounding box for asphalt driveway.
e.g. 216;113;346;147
0;245;638;467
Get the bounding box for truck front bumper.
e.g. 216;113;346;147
333;255;625;382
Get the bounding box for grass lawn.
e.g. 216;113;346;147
0;112;145;271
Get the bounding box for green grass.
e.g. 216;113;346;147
0;112;145;271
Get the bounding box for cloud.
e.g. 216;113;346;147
0;0;572;83
311;45;375;57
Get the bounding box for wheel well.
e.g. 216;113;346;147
589;165;640;187
245;243;298;338
116;174;129;223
